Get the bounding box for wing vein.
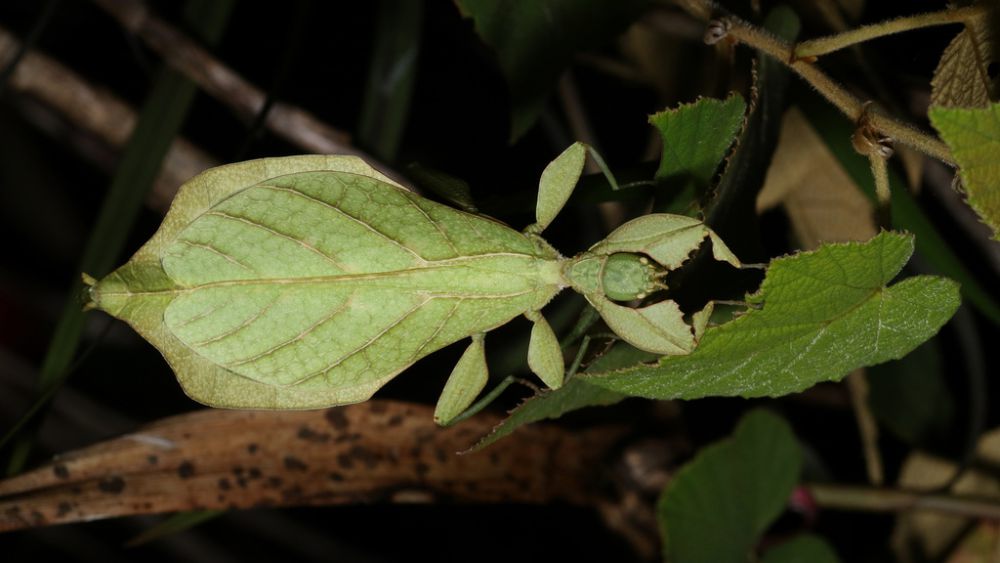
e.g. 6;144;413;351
227;293;356;368
190;291;283;347
204;211;350;272
402;192;460;255
258;184;425;262
176;239;258;273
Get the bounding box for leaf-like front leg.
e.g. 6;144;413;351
590;214;741;269
525;310;565;389
434;333;489;426
590;296;695;355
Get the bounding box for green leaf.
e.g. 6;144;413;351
930;102;1000;240
472;232;959;448
88;156;566;409
455;0;649;141
658;409;803;563
802;96;1000;325
588;232;959;399
470;376;626;451
649;94;746;185
761;535;841;563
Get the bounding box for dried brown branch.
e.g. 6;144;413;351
0;401;625;533
89;0;408;187
0;23;216;211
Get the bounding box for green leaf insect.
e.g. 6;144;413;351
84;144;740;425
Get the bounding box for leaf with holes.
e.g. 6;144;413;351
86;152;739;421
471;232;959;448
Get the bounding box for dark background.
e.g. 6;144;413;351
0;1;994;561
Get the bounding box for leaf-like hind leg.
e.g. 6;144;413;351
440;375;529;427
433;333;489;426
525;311;565;389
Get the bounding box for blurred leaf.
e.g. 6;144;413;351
407;163;479;212
929;7;998;109
930;102;1000;240
649;94;745;185
587;233;959;400
803;97;1000;325
358;0;423;161
868;340;953;445
455;0;649;141
761;534;841;563
658;409;802;563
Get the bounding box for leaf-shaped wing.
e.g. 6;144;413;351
91;156;563;409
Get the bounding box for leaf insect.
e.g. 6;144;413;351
84;145;740;425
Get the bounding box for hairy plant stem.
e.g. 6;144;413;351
672;0;955;166
869;151;891;228
794;5;989;59
808;483;1000;519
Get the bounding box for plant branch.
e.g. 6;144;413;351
669;0;955;166
0;402;626;531
794;5;988;59
0;23;216;211
89;0;411;187
809;482;1000;520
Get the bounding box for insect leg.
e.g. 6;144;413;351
433;333;489;426
525;310;565;389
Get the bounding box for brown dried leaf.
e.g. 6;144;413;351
930;6;999;109
891;429;1000;561
757;107;877;248
0;400;622;532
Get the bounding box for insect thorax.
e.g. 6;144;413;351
564;252;658;302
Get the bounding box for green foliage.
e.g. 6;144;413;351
589;232;958;398
455;0;649;140
474;232;958;444
649;94;746;185
761;535;841;563
658;409;803;563
930;101;1000;240
803;99;1000;324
